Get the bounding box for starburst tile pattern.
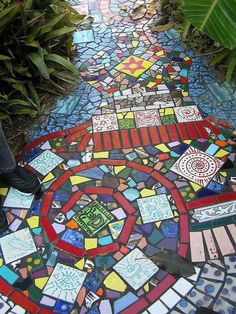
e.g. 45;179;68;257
115;56;154;77
170;146;224;187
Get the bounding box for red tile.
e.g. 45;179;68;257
171;189;187;214
57;240;85;257
50;170;73;191
61;190;83;213
88;242;120;258
119;216;136;243
185;122;198;139
130;128;141;147
72;160;98;173
217;192;236;203
158;125;169;142
121;298;149;314
151;171;175;190
194;121;209;138
127;161;153;174
179;214;190;243
167;124;179;142
76;134;91;151
39;309;54;314
147;275;176;302
41;217;58;243
65;128;88;144
204;120;221;135
69;121;92;133
40;191;54;216
178;243;189;258
100;160;127;166
83;186;113;195
149;126;160;144
0;278;13;296
187;196;217;210
93;133;103;151
111;130;121;149
114;192;136;214
102;132;112;151
177;123;189;140
140;128;151;146
10;291;39;313
120;129;131;148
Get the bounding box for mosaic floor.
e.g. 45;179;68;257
1;0;236;313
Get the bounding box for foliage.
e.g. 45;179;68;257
0;0;84;121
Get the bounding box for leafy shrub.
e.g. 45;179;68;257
0;0;84;121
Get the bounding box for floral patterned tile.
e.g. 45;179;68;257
92;114;119;133
173;105;202;122
134;110;161;128
28;150;64;176
113;248;158;290
43;263;87;303
170;146;224;187
0;228;37;263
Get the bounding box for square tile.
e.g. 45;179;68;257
134;110;161;128
73;200;114;236
73;30;94;44
28;150;63;176
3;187;34;209
170;146;224;187
113;248;158;290
137;195;173;224
92;114;119;133
115;56;154;78
43;263;86;303
117;112;135;129
173;105;202;122
0;228;37;263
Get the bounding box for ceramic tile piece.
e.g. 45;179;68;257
148;300;168;314
224;255;236;274
203;230;218;259
0;228;37;263
173;105;202;122
43;263;86;303
73;200;114;236
134;110;161;128
113;248;158;290
172;278;193;296
73;30;94;44
190;232;205;262
137;195;173;224
160;288;182;308
115;56;153;77
170;146;224;187
3;188;34;209
213;227;235;256
92;114;119;133
28;150;63;176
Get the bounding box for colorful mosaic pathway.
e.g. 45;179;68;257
1;0;236;313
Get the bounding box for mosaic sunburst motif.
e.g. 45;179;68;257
115;56;154;77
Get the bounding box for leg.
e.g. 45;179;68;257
0;121;16;173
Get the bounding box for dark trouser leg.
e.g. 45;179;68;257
0;122;16;174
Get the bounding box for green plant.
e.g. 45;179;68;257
0;0;84;121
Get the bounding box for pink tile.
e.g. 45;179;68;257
203;229;218;259
213;227;235;256
190;231;205;262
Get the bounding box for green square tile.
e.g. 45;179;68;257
118;118;135;129
73;201;114;236
161;115;177;125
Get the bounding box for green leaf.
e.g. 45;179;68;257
43;26;76;40
8;99;31;107
11;108;38;117
51;69;77;83
180;0;236;50
27;81;41;110
0;3;21;29
27;52;50;79
226;56;236;82
0;54;11;60
209;48;229;66
45;53;78;74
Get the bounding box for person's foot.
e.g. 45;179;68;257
196;307;217;314
0;208;8;233
0;165;40;194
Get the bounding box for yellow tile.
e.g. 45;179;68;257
147;82;156;88
85;238;98;250
143;159;148;165
115;56;153;77
100;101;108;107
132;41;138;47
155;143;170;152
183;140;192;144
0;258;3;267
156;50;164;57
88;81;98;85
173;211;179;217
104;271;127;292
190;182;202;192
0;188;8;196
70;176;91;185
93;152;109;159
114;166;126;174
117;113;124;120
27;216;39;229
155;221;161;228
133;31;139;38
74;258;85;270
220;171;227;177
170;75;177;79
140;189;156;197
165;108;174;115
125;112;134;119
42;172;55;183
144;283;149;292
215;149;229;158
184;56;190;61
35;277;49;289
182;91;189;97
156;74;162;80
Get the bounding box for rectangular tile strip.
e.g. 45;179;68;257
213;226;235;256
190;231;205;262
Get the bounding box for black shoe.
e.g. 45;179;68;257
196;307;217;314
0;165;40;194
0;209;8;233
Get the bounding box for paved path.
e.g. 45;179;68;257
0;1;236;313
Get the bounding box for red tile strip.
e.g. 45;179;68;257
114;192;136;214
158;125;169;142
151;171;175;190
176;123;189;140
88;243;120;258
83;186;114;195
76;133;91;151
0;278;13;296
171;189;187;214
185;122;198;138
102;132;112;151
10;291;39;313
127;162;153;174
130;128;141;147
93;133;103;151
187;196;217;210
149;126;160;144
140;128;151;146
194;121;209;138
111;130;122;149
120;129;131;148
65;128;89;144
147;275;176;302
204;120;221;135
121;298;149;314
41;191;54;216
217;192;236;203
119;215;136;243
57;240;85;258
61;190;83;214
41;217;58;243
167;124;179;142
179;214;190;243
178;243;189;258
50;171;73;191
99;159;126;166
72;161;99;173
